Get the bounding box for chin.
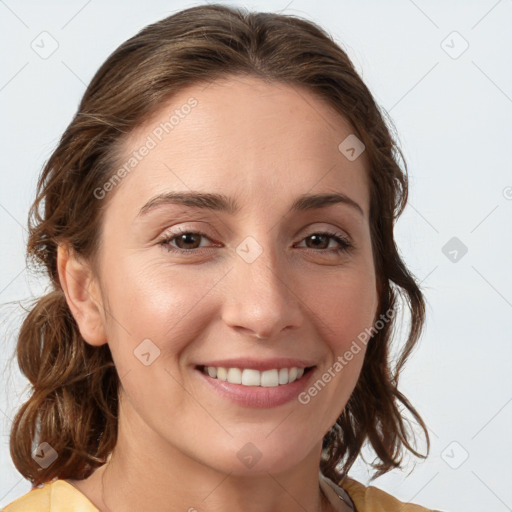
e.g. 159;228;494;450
207;439;313;476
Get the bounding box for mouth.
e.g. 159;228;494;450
194;363;317;408
195;364;315;387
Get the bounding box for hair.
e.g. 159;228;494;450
9;3;430;488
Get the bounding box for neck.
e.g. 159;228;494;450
99;449;333;512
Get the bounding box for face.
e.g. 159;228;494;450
86;75;379;475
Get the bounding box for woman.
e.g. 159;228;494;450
4;4;440;511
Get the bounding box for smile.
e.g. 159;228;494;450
199;365;313;387
195;365;316;408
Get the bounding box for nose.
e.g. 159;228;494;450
220;238;304;340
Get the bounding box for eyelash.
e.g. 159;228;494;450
158;227;354;255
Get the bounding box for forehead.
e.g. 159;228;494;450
108;75;370;218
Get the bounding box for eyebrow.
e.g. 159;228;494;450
137;191;364;218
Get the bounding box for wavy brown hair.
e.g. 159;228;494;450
8;3;429;488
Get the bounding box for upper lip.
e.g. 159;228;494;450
196;358;316;371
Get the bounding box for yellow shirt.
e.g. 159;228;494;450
2;476;440;511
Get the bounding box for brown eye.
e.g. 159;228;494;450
159;230;213;252
173;232;202;250
304;234;330;249
298;231;353;254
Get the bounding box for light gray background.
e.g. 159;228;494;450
1;1;511;511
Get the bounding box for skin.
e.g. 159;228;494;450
59;75;379;512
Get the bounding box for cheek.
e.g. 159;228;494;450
295;273;376;429
99;261;216;425
310;269;378;350
101;256;219;367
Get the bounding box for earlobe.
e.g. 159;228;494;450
57;244;107;347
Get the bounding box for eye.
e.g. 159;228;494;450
295;231;353;254
158;228;215;252
158;228;354;254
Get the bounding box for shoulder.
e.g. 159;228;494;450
2;479;99;512
339;476;442;512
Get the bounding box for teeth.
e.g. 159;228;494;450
227;368;242;384
202;366;306;387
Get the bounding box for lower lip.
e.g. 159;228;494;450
195;366;316;408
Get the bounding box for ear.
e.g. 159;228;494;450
57;243;107;347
